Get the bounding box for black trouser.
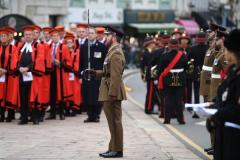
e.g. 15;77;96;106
19;82;31;122
164;87;185;122
87;104;101;120
186;79;200;103
145;80;160;113
0;106;5;120
50;70;57;116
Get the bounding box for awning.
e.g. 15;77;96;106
128;23;183;33
175;19;200;35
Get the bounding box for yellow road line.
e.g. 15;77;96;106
124;73;213;160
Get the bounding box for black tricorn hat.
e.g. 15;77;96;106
224;29;240;53
105;26;124;38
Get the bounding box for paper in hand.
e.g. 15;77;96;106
23;72;33;82
0;75;5;82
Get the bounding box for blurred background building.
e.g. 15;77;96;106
0;0;238;33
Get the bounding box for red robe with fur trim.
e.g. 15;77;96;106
69;48;82;109
0;44;18;107
55;43;73;103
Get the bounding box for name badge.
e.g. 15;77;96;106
94;52;102;58
0;75;5;83
23;72;33;82
69;73;75;81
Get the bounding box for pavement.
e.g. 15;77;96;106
0;69;203;160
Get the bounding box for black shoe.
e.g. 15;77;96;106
69;111;76;117
65;112;71;117
33;120;39;125
6;118;12;122
145;110;152;114
84;118;93;123
45;115;56;120
59;114;65;120
163;120;170;124
178;120;186;125
92;118;100;123
204;147;213;152
207;149;214;155
18;120;28;125
39;117;44;122
99;151;111;157
192;113;200;119
101;151;123;158
159;114;164;118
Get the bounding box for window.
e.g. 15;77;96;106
70;0;85;8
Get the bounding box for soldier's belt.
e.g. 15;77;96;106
170;68;184;73
211;74;221;79
225;122;240;130
202;65;213;72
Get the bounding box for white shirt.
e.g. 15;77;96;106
99;38;106;44
10;39;15;46
21;42;33;53
78;38;86;45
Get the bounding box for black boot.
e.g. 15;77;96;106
39;108;45;122
65;108;71;117
6;109;14;122
69;109;77;117
18;116;28;125
0;107;5;122
59;103;65;120
32;108;40;125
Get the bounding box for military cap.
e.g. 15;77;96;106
143;34;156;47
196;30;207;42
161;31;171;43
224;29;240;53
171;28;183;35
105;26;124;38
179;32;190;41
168;38;179;47
210;23;226;32
216;30;228;39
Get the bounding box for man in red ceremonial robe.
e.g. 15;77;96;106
18;25;45;125
0;27;18;122
64;33;82;117
46;28;72;120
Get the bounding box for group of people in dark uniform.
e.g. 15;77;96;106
140;24;240;159
0;24;108;125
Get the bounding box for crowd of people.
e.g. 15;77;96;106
0;24;110;125
140;24;240;159
0;23;126;158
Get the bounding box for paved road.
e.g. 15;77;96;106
124;70;212;160
0;70;203;160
